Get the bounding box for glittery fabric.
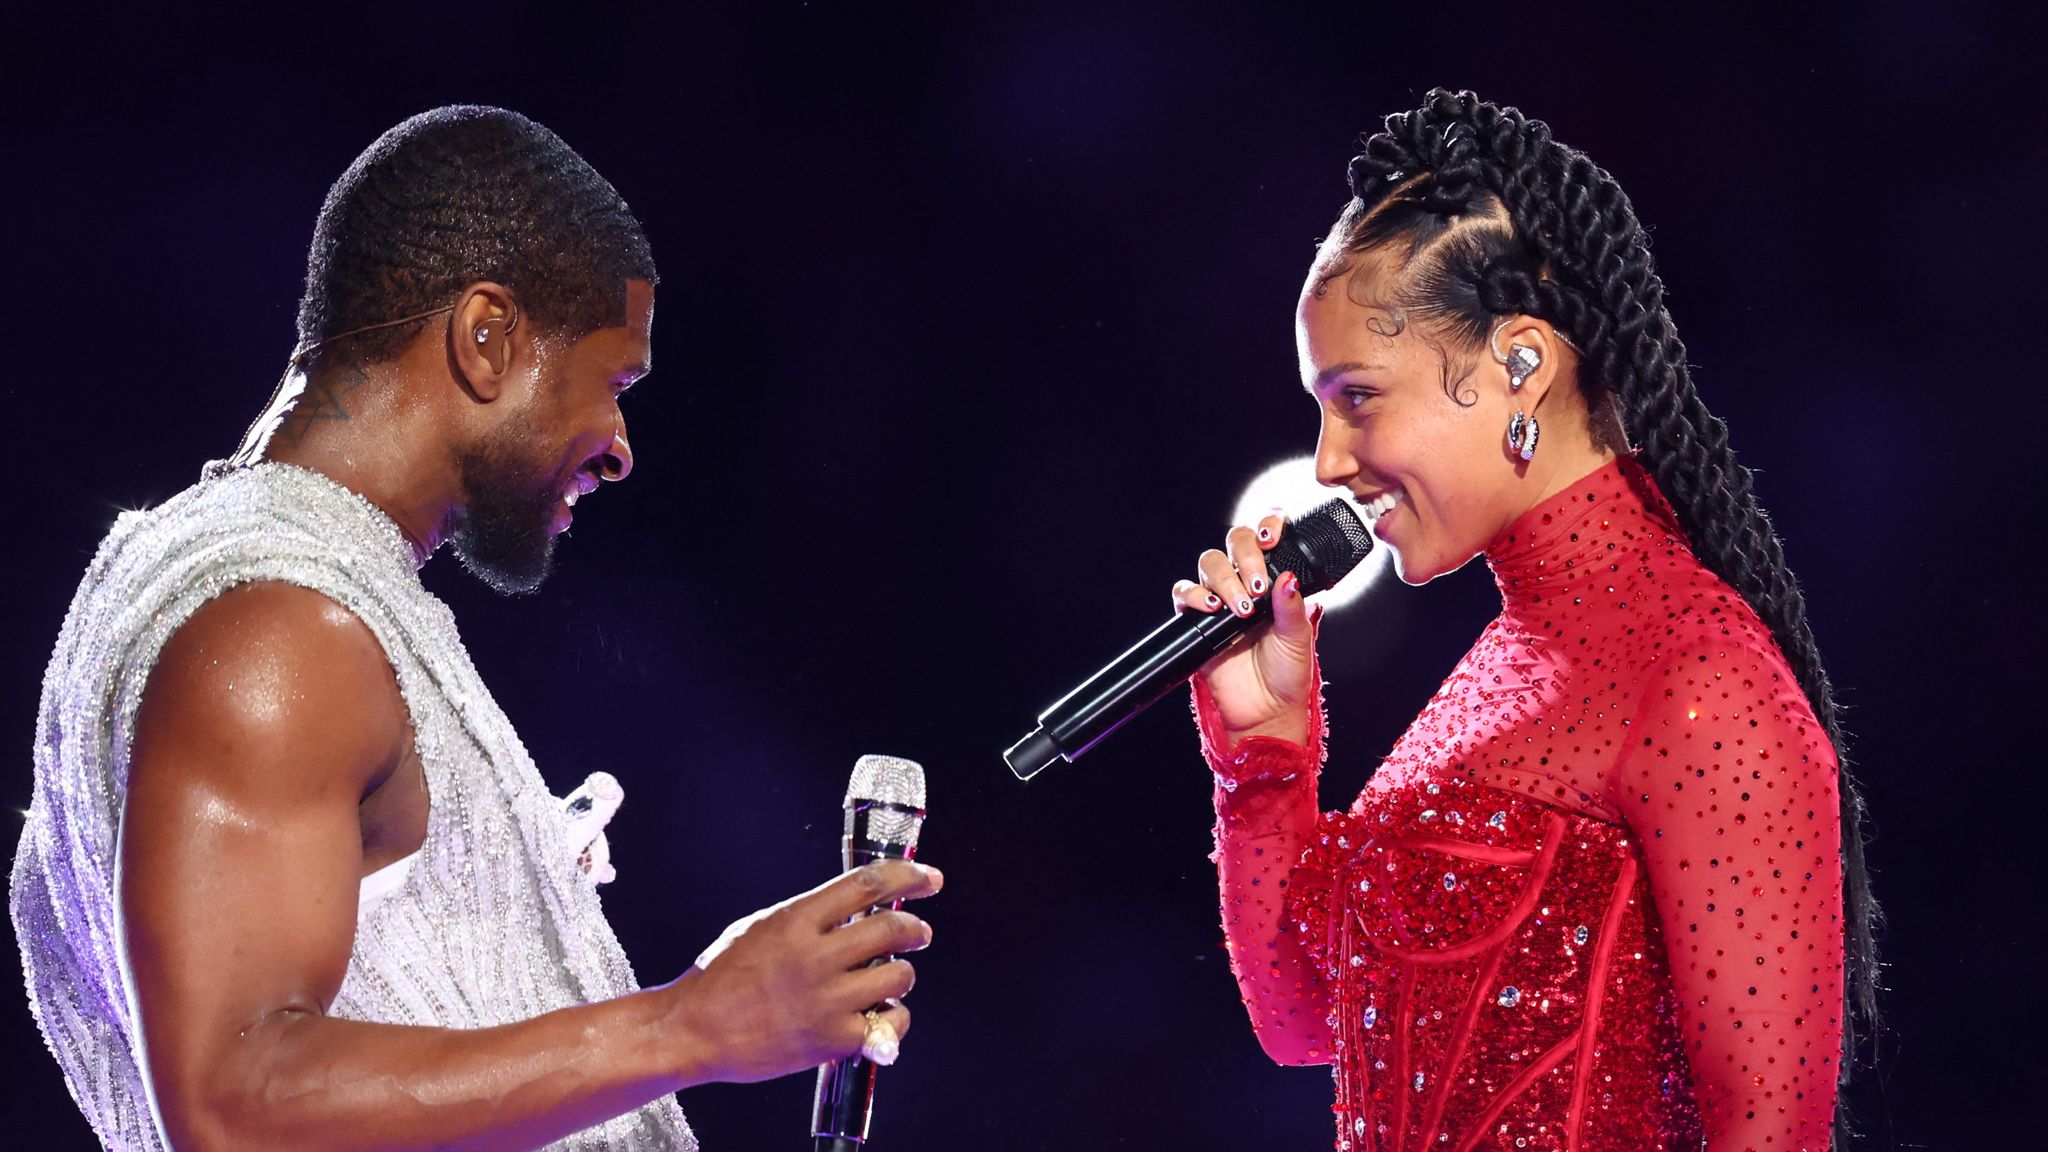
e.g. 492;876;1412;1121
10;463;694;1150
1197;456;1843;1152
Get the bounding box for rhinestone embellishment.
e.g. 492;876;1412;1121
1498;986;1522;1008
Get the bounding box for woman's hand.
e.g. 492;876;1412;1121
1172;513;1316;749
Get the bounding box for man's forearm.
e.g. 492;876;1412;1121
167;982;697;1152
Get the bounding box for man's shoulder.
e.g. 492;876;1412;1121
137;581;409;795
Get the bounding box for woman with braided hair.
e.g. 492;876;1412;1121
1176;90;1874;1151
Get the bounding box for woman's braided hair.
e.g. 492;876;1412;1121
1332;89;1878;1146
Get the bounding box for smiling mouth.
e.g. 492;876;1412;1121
562;474;599;507
1358;490;1405;523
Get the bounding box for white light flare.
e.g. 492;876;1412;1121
1230;456;1392;611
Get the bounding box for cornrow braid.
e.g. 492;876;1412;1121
1335;89;1878;1148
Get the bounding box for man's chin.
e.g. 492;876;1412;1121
451;534;558;597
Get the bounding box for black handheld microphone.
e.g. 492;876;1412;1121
1003;500;1372;780
812;755;928;1152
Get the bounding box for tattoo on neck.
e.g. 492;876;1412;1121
283;366;369;444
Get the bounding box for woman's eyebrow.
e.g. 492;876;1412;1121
1308;361;1387;392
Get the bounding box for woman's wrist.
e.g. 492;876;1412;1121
1195;685;1313;754
1220;709;1311;751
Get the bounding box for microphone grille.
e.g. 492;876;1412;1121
847;754;927;811
1266;499;1374;596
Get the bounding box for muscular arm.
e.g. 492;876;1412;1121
1615;639;1843;1152
118;583;938;1151
1195;678;1335;1067
118;582;697;1150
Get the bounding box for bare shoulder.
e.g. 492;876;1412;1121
133;580;407;800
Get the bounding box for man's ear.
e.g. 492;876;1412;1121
450;281;520;401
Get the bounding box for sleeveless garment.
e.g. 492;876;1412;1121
11;463;695;1149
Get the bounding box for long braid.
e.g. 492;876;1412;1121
1339;89;1879;1147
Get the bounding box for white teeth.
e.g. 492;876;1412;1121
564;489;580;507
1360;490;1404;522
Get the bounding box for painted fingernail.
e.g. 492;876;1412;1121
1206;593;1221;608
1237;598;1253;614
1249;576;1265;594
1257;527;1272;542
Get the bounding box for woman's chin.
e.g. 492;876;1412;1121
1387;546;1426;586
1387;545;1467;587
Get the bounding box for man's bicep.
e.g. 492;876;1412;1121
117;582;406;1122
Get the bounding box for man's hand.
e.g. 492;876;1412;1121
667;860;941;1084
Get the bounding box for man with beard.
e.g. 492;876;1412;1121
11;106;937;1151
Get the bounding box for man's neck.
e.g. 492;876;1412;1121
260;365;455;569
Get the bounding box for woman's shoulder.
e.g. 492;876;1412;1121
1615;549;1787;677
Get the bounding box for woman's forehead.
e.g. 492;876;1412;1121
1299;259;1408;351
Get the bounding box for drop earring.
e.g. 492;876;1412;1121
1507;410;1540;462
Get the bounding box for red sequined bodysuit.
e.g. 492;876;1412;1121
1196;458;1843;1152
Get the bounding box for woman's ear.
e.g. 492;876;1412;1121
1491;315;1571;412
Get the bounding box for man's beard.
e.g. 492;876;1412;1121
449;412;567;596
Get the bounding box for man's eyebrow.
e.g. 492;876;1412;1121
1308;362;1385;391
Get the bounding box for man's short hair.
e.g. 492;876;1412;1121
295;105;657;371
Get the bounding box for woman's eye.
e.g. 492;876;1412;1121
1340;388;1376;411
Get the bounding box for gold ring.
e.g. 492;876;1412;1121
860;1008;901;1066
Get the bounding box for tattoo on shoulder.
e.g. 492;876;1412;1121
282;366;369;444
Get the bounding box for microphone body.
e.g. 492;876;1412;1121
813;756;927;1152
1005;499;1372;779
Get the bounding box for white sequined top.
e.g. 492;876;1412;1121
10;463;696;1150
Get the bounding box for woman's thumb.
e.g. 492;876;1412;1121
1270;570;1313;646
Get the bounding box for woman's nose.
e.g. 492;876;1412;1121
1314;417;1357;489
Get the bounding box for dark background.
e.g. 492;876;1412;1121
4;3;2036;1148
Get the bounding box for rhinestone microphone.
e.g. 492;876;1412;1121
812;755;927;1152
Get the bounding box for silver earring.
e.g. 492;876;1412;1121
1507;410;1540;461
475;326;492;344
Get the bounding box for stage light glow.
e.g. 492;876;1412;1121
1230;456;1391;611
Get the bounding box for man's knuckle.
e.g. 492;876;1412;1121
852;862;891;896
